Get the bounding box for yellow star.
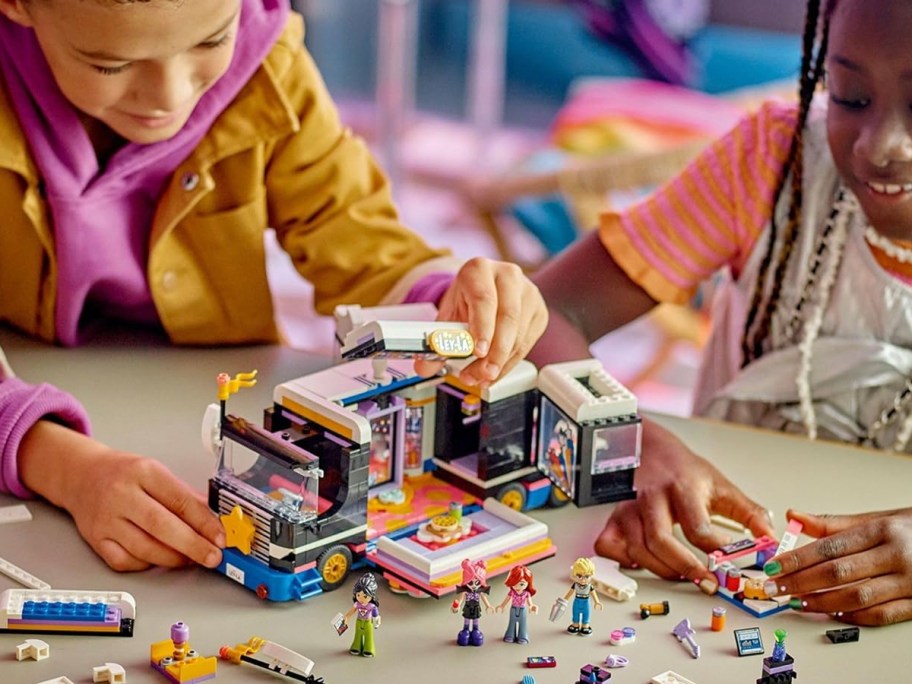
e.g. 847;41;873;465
221;505;255;555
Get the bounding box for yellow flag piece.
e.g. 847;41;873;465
217;370;258;401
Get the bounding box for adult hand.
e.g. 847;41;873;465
20;421;224;572
414;258;547;387
763;508;912;626
595;418;774;583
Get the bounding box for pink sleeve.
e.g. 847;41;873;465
599;100;799;304
402;272;454;307
0;378;91;498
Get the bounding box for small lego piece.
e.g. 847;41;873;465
521;676;535;684
603;654;629;668
590;557;637;601
15;638;49;661
0;556;51;590
342;572;381;657
608;627;636;645
757;629;797;683
452;559;493;646
330;612;348;636
734;627;765;656
672;618;700;658
526;655;556;668
92;663;126;683
33;678;75;684
0;504;32;524
150;621;217;683
710;606;726;632
825;626;860;644
496;565;538;644
651;671;697;684
220;636;322;683
640;600;670;619
577;664;611;683
551;557;602;636
773;520;804;557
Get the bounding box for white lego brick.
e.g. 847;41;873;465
0;504;32;524
590;556;638;601
92;662;126;683
16;638;49;661
0;556;51;590
33;678;75;684
538;359;637;423
259;640;314;676
652;671;697;684
444;358;538;402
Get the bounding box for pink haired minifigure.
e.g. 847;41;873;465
451;558;493;646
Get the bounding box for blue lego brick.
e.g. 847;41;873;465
23;601;110;623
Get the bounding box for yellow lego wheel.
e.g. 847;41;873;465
317;545;353;591
496;483;527;511
548;485;571;508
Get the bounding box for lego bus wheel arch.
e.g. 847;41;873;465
317;544;354;591
496;482;528;511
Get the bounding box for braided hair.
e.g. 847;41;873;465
740;0;836;365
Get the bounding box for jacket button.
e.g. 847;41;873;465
161;271;178;291
180;172;200;191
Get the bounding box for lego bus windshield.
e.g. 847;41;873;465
215;419;320;524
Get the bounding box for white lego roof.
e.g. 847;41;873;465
537;359;637;423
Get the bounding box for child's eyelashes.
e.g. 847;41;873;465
829;93;870;110
198;33;233;50
92;63;130;76
89;33;232;76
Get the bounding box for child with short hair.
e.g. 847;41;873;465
0;0;547;572
532;0;912;626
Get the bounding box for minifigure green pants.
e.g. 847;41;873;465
351;618;375;655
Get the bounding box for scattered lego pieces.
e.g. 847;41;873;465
672;618;700;658
640;600;670;619
734;627;765;657
651;671;696;684
825;626;860;644
526;655;556;668
93;662;126;683
0;504;32;524
15;638;49;661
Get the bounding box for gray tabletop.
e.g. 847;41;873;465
0;326;909;684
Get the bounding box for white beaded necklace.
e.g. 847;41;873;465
792;187;912;451
863;225;912;263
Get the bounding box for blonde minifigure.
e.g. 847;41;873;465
550;557;603;635
495;565;538;644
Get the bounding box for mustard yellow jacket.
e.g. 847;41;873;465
0;14;453;345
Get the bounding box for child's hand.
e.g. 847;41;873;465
595;419;774;584
763;508;912;626
19;420;224;572
416;258;547;386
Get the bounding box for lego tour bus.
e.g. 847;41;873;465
202;308;641;602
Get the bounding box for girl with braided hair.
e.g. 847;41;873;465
531;0;912;626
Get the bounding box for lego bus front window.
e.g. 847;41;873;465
590;421;641;475
216;433;319;524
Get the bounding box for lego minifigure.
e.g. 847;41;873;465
550;557;603;635
495;565;538;644
342;573;381;657
451;559;493;646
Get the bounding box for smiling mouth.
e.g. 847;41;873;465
866;181;912;196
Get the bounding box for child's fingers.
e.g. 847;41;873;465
93;522;190;571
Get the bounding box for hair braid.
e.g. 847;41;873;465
741;0;832;365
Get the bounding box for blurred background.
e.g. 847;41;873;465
271;0;805;416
